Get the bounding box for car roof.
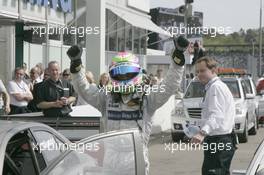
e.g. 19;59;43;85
189;77;240;83
220;77;240;81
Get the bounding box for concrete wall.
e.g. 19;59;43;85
0;26;15;85
0;27;8;83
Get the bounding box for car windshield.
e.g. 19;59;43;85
184;81;205;98
184;80;241;99
222;80;241;98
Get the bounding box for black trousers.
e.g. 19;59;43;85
202;133;236;175
9;104;31;115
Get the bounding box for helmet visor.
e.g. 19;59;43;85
109;65;140;81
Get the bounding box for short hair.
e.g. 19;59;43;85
14;67;24;74
36;62;44;74
63;68;70;75
13;67;24;80
195;56;218;70
30;66;40;75
48;61;59;69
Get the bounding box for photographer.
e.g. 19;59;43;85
37;61;76;117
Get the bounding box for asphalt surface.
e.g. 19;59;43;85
149;127;264;175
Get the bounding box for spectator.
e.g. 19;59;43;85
156;69;163;84
22;62;30;81
7;67;33;114
141;69;150;85
37;61;76;117
30;67;42;85
43;68;50;80
149;73;154;80
28;67;44;112
29;66;42;92
62;68;71;81
0;79;10;115
191;41;205;65
150;76;159;86
98;73;110;88
36;63;44;80
28;68;50;112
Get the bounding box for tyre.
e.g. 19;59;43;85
249;114;258;135
238;118;248;143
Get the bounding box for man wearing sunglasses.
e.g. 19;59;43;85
67;36;189;175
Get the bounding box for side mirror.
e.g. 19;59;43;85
232;170;246;175
245;93;255;99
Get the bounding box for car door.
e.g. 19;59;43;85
247;78;264;123
241;80;255;127
258;94;264;119
1;124;72;175
245;79;258;124
245;140;264;175
45;129;145;175
246;78;258;111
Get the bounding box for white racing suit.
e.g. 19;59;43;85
71;60;183;175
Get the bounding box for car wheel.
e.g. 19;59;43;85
249;114;258;135
238;118;248;143
171;132;184;142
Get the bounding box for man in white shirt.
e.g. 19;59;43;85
8;67;33;114
0;79;10;115
30;66;42;85
191;56;236;175
156;69;164;84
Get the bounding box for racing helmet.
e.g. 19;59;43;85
109;52;143;94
